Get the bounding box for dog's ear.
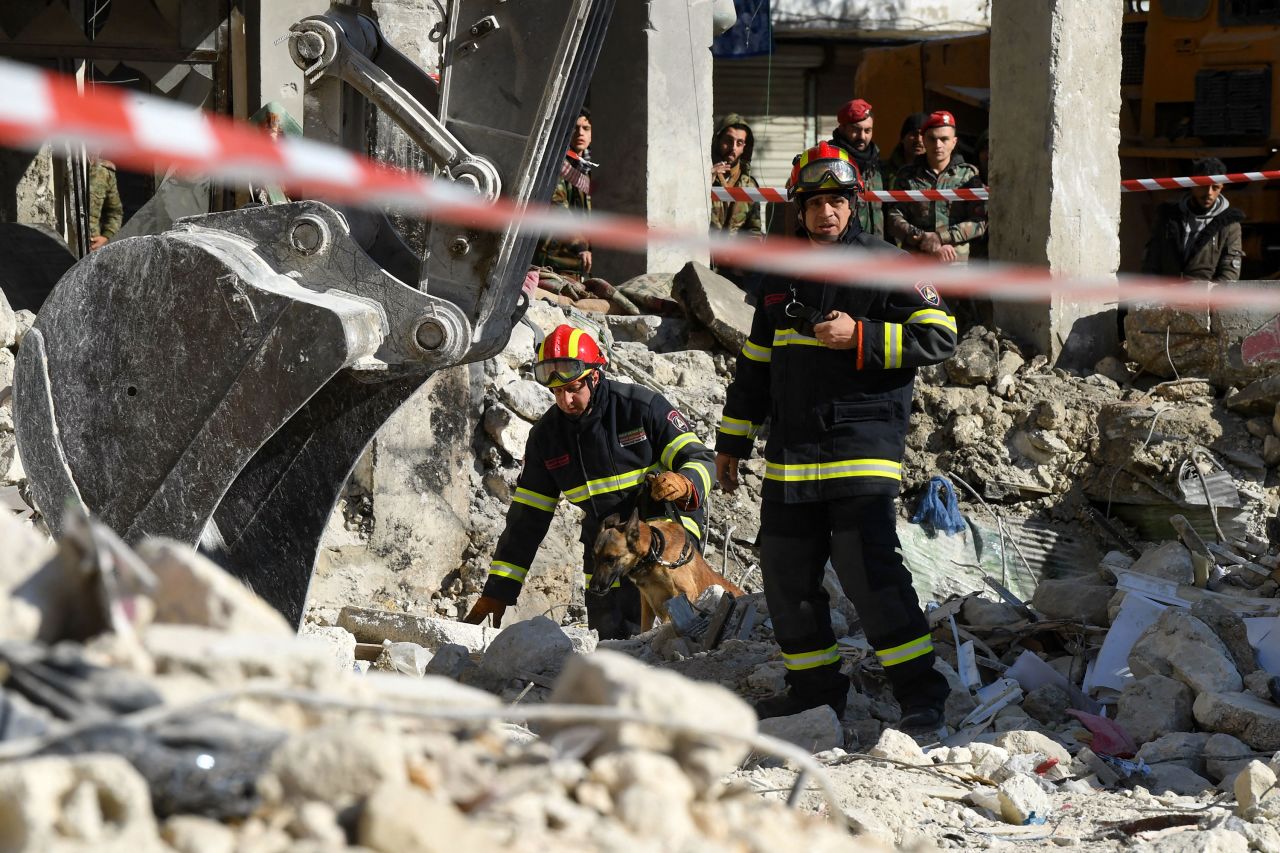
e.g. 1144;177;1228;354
625;508;642;548
601;513;621;530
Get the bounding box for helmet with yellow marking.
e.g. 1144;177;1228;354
534;325;607;388
787;141;864;201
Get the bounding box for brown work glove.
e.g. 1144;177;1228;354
462;595;507;628
649;471;696;506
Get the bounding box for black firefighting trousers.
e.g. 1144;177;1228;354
759;494;950;710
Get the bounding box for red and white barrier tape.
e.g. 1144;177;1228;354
714;170;1280;205
1;58;1278;311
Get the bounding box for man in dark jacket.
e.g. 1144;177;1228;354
533;110;596;276
828;98;884;237
1142;157;1244;282
716;142;957;729
882;112;927;191
464;325;715;640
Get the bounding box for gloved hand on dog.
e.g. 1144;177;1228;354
649;471;696;506
462;595;507;627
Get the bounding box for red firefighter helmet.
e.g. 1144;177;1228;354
787;141;864;201
534;325;607;387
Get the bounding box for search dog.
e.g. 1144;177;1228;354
590;508;744;633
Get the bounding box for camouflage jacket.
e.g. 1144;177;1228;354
829;137;884;237
885;157;986;261
533;155;591;274
710;163;764;239
88;159;123;240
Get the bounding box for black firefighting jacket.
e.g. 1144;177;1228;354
482;375;715;605
715;228;958;503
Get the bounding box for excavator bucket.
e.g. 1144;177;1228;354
13;0;615;625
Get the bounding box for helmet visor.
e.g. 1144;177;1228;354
534;357;594;387
793;158;860;193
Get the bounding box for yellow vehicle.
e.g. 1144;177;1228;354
854;0;1280;276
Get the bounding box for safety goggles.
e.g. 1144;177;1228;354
793;158;861;192
533;357;597;387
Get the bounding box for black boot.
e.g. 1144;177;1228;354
886;656;951;734
753;663;848;720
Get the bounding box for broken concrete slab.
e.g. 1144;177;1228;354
866;727;929;766
477;615;573;682
1129;608;1244;696
1235;761;1280;819
336;606;498;653
672;261;752;353
1190;599;1258;677
1116;674;1194;746
0;754;157;850
547;649;756;789
483;404;532;460
137;538;292;637
990;730;1072;766
757;705;843;754
1136;732;1212;775
298;624;357;674
1032;579;1114;626
1227;375;1280;418
946;335;999;387
996;773;1050;825
1205;733;1256;783
1145;762;1214;796
1129;541;1194;584
496;379;554;423
423;643;474;680
1195;691;1280;751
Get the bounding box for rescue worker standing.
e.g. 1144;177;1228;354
463;325;715;640
716;143;957;729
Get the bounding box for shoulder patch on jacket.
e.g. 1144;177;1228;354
545;453;570;470
915;281;940;306
667;409;692;433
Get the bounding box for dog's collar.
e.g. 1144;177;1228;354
646;524;694;570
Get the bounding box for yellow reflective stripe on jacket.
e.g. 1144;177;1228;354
650;514;703;541
773;328;824;348
564;465;658;503
660;432;698;470
489;560;529;583
906;308;958;333
781;644;841;671
883;322;903;369
511;487;557;512
876;634;934;667
741;339;772;363
718;415;756;437
764;459;902;482
681;460;712;498
582;572;622;590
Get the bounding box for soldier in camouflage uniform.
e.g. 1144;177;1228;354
709;113;764;239
827;98;884;237
885;111;986;264
881;112;927;194
87;157;123;252
533;109;594;276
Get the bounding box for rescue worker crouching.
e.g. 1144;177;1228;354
462;325;715;640
715;142;959;729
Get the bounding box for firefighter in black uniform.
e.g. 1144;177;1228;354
463;325;715;640
715;142;958;729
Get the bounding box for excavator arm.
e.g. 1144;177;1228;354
13;0;615;625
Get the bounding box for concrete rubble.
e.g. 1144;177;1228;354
13;282;1280;849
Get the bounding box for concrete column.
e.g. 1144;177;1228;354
590;0;714;280
253;0;331;127
989;0;1121;369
